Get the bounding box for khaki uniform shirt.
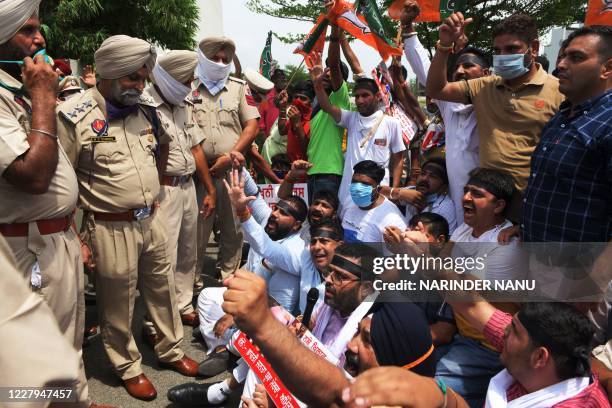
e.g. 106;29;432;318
460;65;564;191
57;87;171;213
189;76;259;162
0;69;78;223
140;86;204;176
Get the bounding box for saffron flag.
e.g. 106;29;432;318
294;14;329;68
387;0;465;22
259;31;273;79
330;0;402;61
585;0;612;26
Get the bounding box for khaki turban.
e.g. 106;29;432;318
94;35;157;80
0;0;42;45
157;50;197;83
198;36;236;61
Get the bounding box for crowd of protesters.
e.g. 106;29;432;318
0;0;610;407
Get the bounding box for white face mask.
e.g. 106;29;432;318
152;63;191;106
195;49;232;82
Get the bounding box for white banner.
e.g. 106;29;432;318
258;183;309;209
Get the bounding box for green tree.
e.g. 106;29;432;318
284;63;310;88
40;0;199;64
248;0;586;57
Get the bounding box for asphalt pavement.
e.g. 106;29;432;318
84;245;243;408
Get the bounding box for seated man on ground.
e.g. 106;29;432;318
168;243;381;406
342;160;407;243
439;167;527;407
382;157;457;234
396;213;457;354
278;159;341;242
196;168;308;377
343;301;609;408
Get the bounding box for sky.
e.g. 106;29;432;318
195;0;391;77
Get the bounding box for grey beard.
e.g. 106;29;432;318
110;80;141;106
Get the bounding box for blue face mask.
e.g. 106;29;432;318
493;50;532;80
0;48;53;65
350;182;375;208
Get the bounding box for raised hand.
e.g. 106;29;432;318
400;0;420;26
222;168;256;214
287;105;301;126
438;12;473;47
80;65;97;88
307;52;324;83
276;89;289;109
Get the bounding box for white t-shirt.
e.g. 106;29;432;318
342;197;407;243
337;110;406;209
450;220;527;281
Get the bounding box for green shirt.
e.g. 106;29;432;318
307;82;350;176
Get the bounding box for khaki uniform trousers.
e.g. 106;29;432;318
143;181;198;335
1;236;82;408
5;227;89;407
86;213;184;380
195;174;243;280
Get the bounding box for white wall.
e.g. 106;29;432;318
196;0;224;41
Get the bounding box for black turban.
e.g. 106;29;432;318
370;302;436;377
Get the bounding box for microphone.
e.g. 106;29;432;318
301;287;319;330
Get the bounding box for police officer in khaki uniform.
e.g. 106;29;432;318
0;234;83;407
57;35;198;401
140;50;216;334
0;2;95;407
191;37;260;280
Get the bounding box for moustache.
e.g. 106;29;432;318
122;89;141;97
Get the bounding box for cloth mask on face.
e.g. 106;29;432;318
0;48;53;65
493;49;532;80
350;182;375;208
152;63;191;106
194;49;231;96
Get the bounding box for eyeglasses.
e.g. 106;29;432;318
294;94;310;102
322;268;360;285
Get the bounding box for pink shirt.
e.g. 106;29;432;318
484;310;610;407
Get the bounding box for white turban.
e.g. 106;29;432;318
94;35;157;80
0;0;42;45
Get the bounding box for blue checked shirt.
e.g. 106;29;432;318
522;90;612;242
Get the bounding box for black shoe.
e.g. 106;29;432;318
192;326;203;342
197;350;230;377
167;383;218;406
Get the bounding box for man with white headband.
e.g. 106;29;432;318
139;50;216;337
57;35;199;401
0;1;103;406
190;36;260;281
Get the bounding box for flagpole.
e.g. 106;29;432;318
283;58;306;92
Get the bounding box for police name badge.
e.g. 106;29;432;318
90;119;114;143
